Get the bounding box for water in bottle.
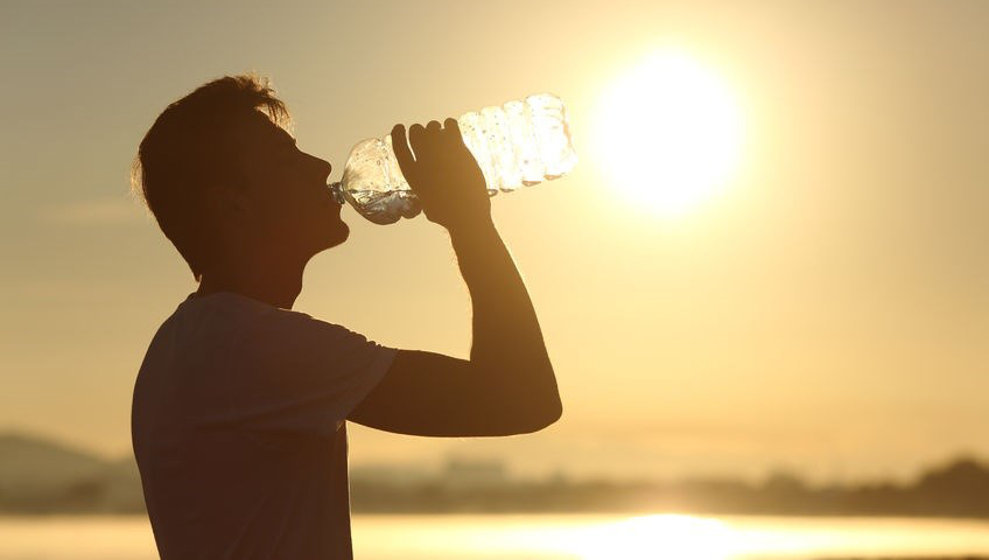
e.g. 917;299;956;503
328;93;577;224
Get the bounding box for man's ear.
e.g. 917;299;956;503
202;184;251;226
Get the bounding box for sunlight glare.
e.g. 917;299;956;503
573;514;738;560
592;49;744;218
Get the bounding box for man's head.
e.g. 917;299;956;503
133;74;347;282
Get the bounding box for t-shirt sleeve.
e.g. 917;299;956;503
209;308;398;438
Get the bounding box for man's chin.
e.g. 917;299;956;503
325;222;349;249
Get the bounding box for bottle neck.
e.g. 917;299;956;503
327;181;346;205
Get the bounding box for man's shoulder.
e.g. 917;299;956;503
157;292;381;360
166;292;324;337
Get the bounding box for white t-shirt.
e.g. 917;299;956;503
131;292;398;559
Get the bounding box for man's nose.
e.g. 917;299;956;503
312;155;332;180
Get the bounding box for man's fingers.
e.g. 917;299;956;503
426;120;441;133
408;123;427;156
443;118;467;152
391;124;416;177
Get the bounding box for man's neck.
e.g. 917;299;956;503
196;253;309;310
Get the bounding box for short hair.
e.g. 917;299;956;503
131;74;292;282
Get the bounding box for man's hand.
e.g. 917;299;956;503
391;120;491;232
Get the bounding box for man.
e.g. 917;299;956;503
130;74;562;559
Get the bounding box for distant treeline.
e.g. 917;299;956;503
350;458;989;517
2;431;988;517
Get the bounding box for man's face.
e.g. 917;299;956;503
229;113;349;260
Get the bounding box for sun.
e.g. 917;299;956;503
592;49;744;218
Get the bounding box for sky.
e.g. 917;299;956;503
1;0;987;484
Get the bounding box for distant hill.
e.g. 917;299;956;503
0;431;143;514
2;430;988;517
0;432;108;489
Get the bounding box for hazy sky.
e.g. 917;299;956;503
2;0;987;483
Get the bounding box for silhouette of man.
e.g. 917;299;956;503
130;75;562;559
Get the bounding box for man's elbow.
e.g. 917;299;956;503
479;362;562;435
538;397;564;430
514;395;563;434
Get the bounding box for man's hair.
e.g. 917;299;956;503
132;74;291;282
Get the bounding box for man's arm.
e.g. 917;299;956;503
347;120;562;436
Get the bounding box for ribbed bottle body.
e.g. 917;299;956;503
333;93;576;224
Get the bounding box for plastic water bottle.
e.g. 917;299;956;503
327;93;577;224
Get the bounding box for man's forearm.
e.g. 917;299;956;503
448;218;561;414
